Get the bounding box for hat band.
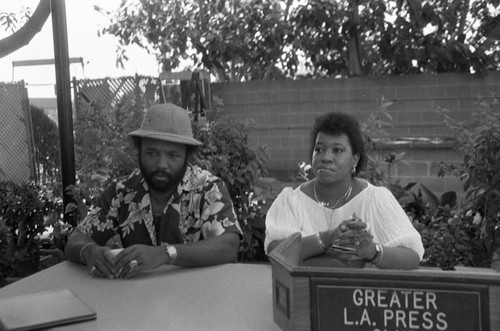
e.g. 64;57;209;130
129;130;202;146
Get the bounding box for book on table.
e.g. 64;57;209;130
0;288;96;331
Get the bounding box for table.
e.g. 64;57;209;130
0;262;281;331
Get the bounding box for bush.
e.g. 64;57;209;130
73;95;143;193
414;207;490;270
436;97;500;262
0;181;65;286
194;98;269;262
401;184;489;270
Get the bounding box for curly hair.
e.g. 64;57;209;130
309;112;367;175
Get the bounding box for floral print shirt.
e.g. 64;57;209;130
76;164;241;247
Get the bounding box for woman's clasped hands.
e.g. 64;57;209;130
323;214;377;261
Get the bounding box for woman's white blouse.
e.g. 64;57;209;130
264;181;425;260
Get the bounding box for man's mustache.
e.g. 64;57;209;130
151;170;172;179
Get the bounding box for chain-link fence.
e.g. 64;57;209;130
0;82;35;184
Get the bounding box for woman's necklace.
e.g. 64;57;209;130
314;179;353;209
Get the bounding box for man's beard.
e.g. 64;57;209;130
140;159;187;192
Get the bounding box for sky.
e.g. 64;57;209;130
0;0;160;97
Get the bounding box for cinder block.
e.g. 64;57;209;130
396;161;430;177
434;99;459;111
279;135;303;148
407;100;434;112
445;85;472;98
471;85;500;97
396;87;421;99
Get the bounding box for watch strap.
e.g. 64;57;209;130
365;243;383;264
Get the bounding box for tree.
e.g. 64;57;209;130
0;0;51;58
97;0;500;80
291;0;500;77
96;0;294;82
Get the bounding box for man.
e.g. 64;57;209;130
65;103;241;279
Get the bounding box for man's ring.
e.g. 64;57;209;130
355;240;360;246
89;266;96;277
129;260;138;270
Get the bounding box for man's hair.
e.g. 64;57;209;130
309;112;367;174
130;136;199;164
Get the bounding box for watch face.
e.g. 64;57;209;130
166;245;178;262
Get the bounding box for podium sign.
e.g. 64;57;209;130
311;279;488;331
269;233;500;331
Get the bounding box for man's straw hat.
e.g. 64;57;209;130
129;103;202;146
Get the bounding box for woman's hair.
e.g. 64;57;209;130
310;112;367;175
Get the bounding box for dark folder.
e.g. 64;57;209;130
0;289;96;331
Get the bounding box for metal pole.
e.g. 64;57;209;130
51;0;76;225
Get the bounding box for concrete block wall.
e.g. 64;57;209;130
212;72;500;199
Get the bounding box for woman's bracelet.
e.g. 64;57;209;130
365;243;384;265
79;242;97;264
316;232;328;251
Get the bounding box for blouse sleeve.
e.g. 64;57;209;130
264;187;302;254
365;186;425;260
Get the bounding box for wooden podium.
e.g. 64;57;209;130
268;233;500;331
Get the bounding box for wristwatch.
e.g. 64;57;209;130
365;243;383;265
164;244;178;265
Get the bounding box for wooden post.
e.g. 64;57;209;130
51;0;76;225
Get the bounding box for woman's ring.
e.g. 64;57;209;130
89;266;96;278
355;240;360;246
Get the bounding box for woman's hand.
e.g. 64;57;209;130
327;215;377;260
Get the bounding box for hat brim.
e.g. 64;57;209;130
129;130;202;146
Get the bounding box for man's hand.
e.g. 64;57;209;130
114;245;168;279
84;245;119;279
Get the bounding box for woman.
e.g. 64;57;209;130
265;112;424;269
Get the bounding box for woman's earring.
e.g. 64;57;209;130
351;165;357;175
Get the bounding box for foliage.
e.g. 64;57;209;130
96;0;292;81
194;98;269;261
73;95;143;197
0;4;32;33
395;182;484;271
30;105;60;186
356;96;418;201
0;181;64;286
413;206;491;270
97;0;500;80
436;97;500;253
0;0;51;59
